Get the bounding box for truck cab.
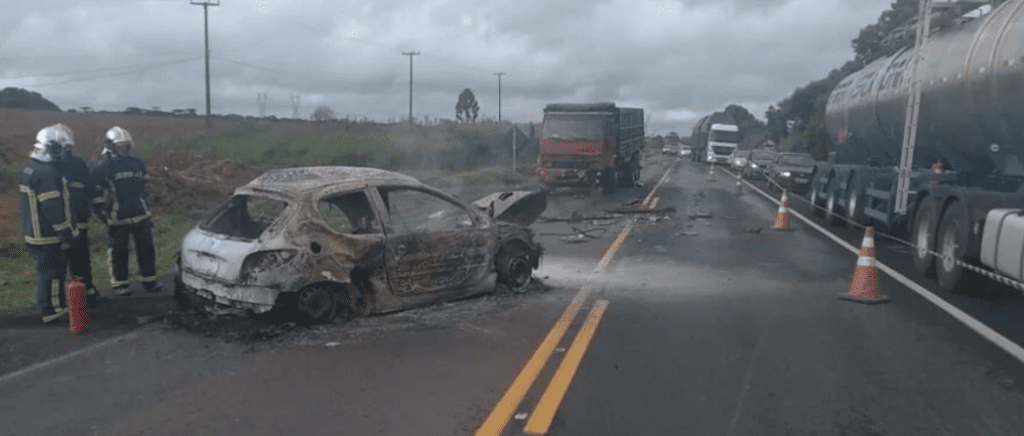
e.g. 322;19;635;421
705;124;740;164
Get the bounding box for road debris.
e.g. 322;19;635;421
744;227;763;233
687;213;714;220
676;231;700;237
606;207;677;215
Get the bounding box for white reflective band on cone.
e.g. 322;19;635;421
861;237;874;248
857;256;875;267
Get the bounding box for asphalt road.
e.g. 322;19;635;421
2;154;1024;436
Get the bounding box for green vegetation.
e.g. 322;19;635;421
0;211;195;312
765;0;919;159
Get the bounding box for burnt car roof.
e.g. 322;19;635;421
236;166;425;197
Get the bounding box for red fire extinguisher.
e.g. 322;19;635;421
67;276;89;335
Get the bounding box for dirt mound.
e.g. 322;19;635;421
147;150;264;212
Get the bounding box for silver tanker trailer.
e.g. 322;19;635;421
811;0;1024;293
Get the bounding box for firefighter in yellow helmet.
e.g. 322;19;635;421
90;127;163;296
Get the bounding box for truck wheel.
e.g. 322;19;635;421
825;183;845;227
911;201;937;278
808;183;825;217
845;174;866;226
601;167;618;195
936;201;981;294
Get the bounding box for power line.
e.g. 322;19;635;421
0;56;200;80
28;57;203;87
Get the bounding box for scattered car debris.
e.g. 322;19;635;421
676;231;700;236
324;342;341;347
514;412;529;421
605;207;677;215
687;213;714;220
744;227;763;233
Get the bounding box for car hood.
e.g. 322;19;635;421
473;190;548;226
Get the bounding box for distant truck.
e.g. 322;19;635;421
534;103;645;194
691;114;740;164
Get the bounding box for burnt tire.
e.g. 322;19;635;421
497;248;533;291
911;201;937;278
936;201;981;294
295;285;336;325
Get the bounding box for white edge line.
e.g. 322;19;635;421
725;168;1024;366
0;327;150;385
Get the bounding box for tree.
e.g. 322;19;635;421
455;88;479;123
0;87;60;111
311;106;336;121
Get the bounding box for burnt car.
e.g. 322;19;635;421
742;149;777;180
765;152;816;195
174;167;546;323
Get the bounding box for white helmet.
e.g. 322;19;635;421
31;126;69;162
104;126;134;156
51;123;75;156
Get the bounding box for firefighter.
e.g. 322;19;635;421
19;126;76;323
91;126;163;296
50;123;105;307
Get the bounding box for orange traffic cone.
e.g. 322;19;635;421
838;226;889;304
707;164;717;182
772;190;791;230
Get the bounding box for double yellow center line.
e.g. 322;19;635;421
475;160;675;436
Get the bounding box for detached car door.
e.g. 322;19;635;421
376;186;494;296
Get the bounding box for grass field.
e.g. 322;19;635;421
0;211;195;312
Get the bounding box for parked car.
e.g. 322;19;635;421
730;150;750;172
662;144;676;155
174;166;547;324
742;149;777;180
765;153;816;195
679;146;692;157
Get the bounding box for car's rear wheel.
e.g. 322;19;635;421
295;285;336;324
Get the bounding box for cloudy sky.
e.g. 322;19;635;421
1;0;895;134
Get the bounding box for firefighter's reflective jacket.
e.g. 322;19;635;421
19;159;72;246
91;155;151;225
55;154;97;230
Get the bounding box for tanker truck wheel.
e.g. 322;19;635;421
936;201;981;294
845;174;866;226
808;183;825;217
601;167;618;195
911;201;937;278
825;183;845;227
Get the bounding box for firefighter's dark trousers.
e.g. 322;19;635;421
107;219;157;290
30;244;66;312
67;227;96;292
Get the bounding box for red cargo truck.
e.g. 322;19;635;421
534;102;645;194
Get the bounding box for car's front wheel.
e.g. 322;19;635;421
497;246;534;292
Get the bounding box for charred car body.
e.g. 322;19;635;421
174;167;546;323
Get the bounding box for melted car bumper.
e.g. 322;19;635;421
179;270;280;313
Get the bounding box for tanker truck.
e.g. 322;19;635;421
534;103;645;194
810;0;1024;294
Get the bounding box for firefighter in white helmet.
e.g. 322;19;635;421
50;124;105;306
90;127;163;296
19;126;77;322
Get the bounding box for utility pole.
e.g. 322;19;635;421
494;72;505;122
257;92;268;117
291;95;301;119
402;51;420;125
895;0;933;215
191;0;219;129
